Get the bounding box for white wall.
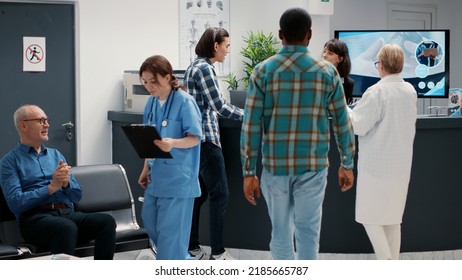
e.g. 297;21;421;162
75;0;461;164
77;0;180;164
76;0;332;165
228;0;330;81
446;1;462;89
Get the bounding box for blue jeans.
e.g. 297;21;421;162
260;168;328;260
189;141;229;255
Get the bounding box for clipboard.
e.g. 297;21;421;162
121;125;173;159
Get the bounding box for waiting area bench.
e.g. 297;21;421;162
0;164;153;259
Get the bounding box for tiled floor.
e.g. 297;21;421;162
112;246;462;260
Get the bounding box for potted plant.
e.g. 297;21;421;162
240;31;279;88
225;31;279;108
223;72;240;91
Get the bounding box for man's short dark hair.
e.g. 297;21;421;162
279;8;312;43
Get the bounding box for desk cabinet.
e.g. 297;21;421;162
109;111;462;253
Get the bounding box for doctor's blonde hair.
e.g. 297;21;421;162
377;43;404;74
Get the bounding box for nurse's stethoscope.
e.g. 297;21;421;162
147;89;175;128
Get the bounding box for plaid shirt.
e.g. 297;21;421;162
241;45;355;176
184;57;243;147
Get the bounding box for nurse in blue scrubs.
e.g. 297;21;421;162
137;55;202;260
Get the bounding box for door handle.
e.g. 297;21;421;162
61;121;74;129
61;121;74;141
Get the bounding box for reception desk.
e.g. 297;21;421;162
109;110;462;253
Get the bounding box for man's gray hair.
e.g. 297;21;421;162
13;104;33;133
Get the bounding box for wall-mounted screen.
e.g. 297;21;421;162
335;30;450;98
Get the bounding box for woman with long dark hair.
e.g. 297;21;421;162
323;38;355;104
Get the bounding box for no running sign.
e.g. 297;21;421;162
23;36;46;72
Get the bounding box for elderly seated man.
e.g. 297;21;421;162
0;104;116;259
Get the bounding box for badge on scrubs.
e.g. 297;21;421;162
161;120;168;127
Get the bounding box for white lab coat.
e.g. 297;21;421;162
348;74;417;225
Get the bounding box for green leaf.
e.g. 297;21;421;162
239;31;279;88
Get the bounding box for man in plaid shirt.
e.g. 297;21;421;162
240;8;355;260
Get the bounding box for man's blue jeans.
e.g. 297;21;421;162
260;168;328;260
189;141;229;256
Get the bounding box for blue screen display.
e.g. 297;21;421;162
335;30;450;98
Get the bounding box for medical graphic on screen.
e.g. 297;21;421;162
335;30;449;98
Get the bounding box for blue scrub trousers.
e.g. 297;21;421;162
142;193;194;260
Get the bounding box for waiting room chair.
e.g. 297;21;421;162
0;163;153;259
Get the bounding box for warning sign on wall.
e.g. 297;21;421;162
23;37;46;72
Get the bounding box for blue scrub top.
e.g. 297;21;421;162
142;89;202;198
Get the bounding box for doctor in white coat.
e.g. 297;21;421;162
348;44;417;260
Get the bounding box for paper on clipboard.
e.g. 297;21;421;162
121;125;172;159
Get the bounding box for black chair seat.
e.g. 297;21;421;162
0;244;20;259
116;228;149;242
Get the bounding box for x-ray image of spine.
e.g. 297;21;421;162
188;19;200;63
179;0;230;74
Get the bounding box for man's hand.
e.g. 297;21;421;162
243;175;260;206
48;160;71;194
338;167;354;192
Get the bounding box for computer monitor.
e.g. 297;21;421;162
335;29;450;98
